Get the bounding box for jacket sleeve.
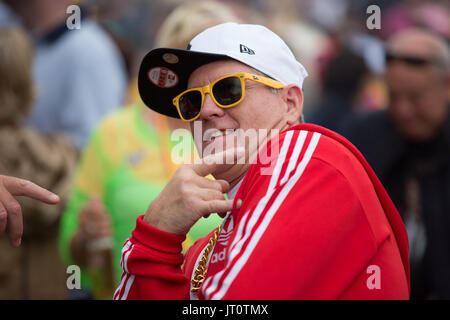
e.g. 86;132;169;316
113;215;193;300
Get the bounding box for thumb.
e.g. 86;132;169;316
206;199;235;217
88;197;106;215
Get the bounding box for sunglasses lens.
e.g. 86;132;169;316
212;76;243;106
179;90;202;120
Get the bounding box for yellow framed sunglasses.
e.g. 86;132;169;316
172;72;286;122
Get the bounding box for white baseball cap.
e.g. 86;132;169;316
138;22;308;118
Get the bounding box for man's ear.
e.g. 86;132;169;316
281;84;304;125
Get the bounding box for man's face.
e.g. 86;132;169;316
386;62;449;142
187;59;294;183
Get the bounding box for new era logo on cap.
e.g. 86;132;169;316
240;44;255;55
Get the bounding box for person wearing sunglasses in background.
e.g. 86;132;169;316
114;23;410;300
344;28;450;299
59;1;240;300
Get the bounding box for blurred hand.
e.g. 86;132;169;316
143;148;244;235
78;197;112;241
0;174;60;247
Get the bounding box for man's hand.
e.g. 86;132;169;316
143;148;244;235
78;198;112;241
0;174;60;247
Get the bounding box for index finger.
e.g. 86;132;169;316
1;176;59;204
191;147;245;177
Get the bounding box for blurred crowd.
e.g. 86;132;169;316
0;0;448;300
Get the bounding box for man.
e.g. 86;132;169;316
345;28;450;299
114;23;410;300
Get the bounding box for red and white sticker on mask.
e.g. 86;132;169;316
148;67;179;88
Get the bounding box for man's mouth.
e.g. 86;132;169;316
204;129;236;142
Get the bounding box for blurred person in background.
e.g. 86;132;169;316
59;0;241;300
344;28;450;299
81;0;176;85
380;0;449;41
2;0;127;149
0;174;61;247
0;27;77;299
0;0;19;26
257;0;328;112
307;48;371;134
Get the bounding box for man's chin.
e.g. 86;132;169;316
397;126;437;143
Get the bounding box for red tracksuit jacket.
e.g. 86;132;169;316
114;124;410;300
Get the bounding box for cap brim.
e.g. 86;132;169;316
138;48;229;118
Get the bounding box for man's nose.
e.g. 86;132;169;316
199;93;225;120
